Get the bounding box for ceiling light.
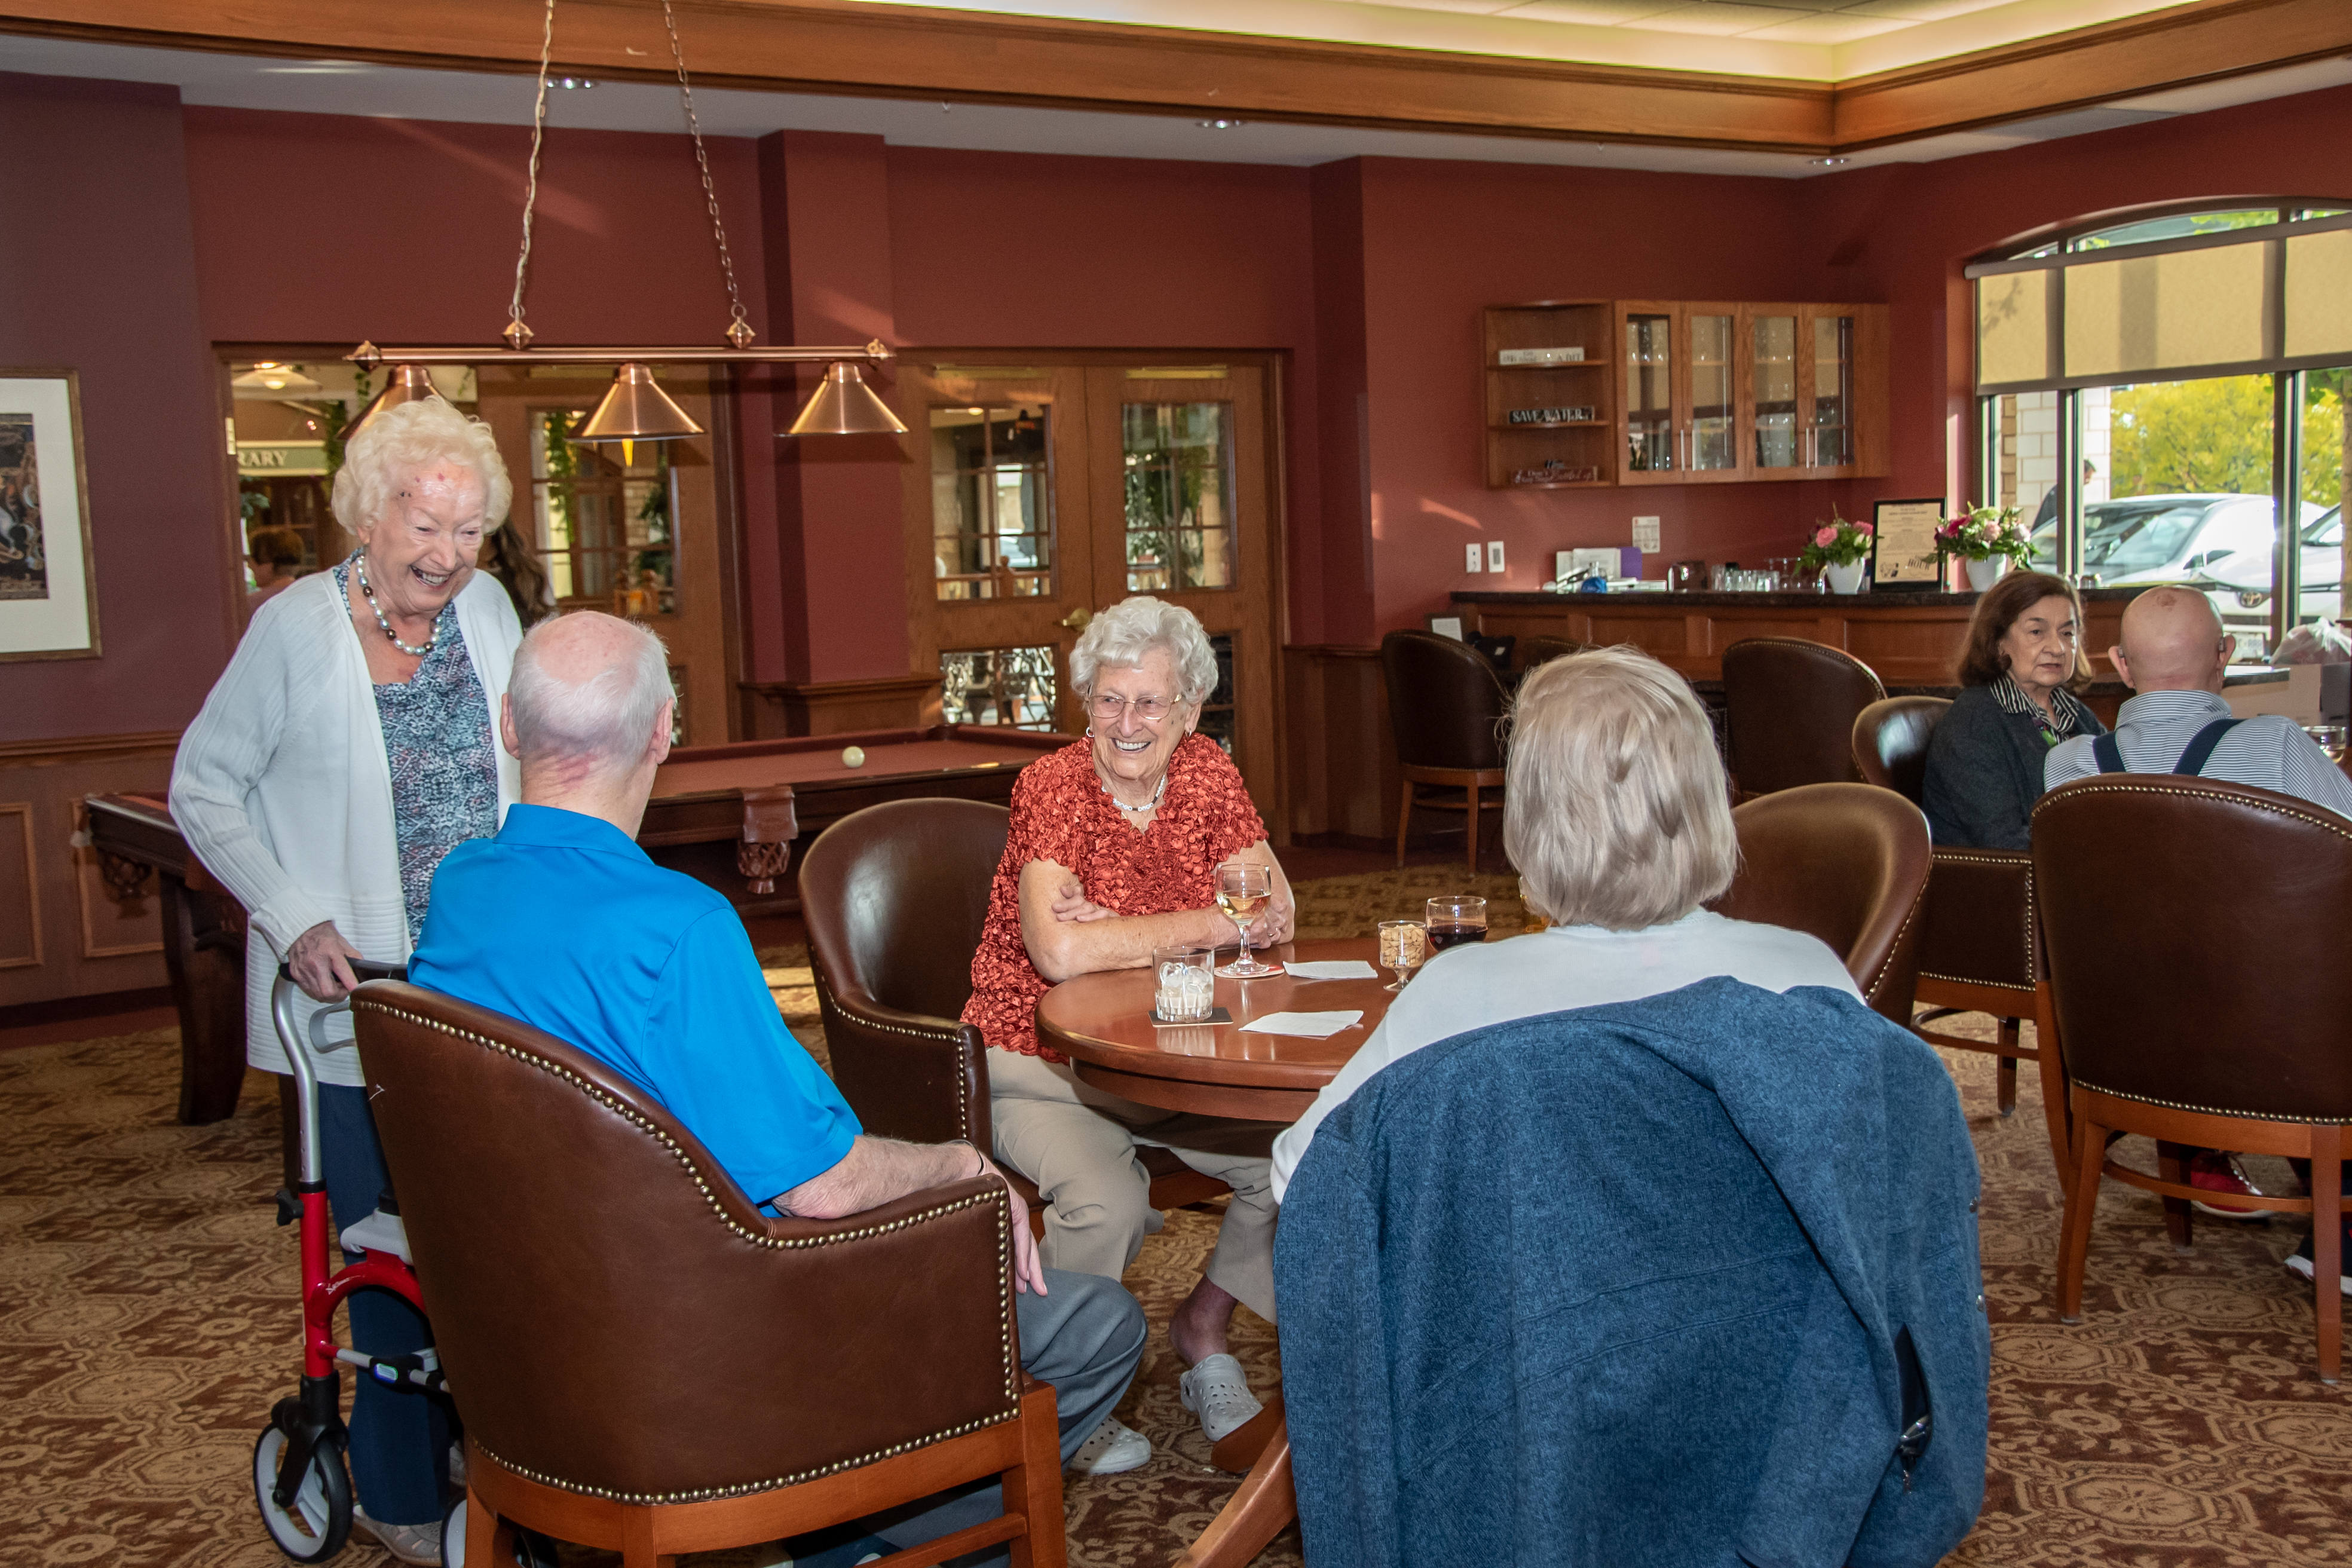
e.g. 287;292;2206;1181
555;76;596;89
342;364;442;442
1199;118;1245;130
232;363;324;394
344;0;902;443
1810;157;1851;167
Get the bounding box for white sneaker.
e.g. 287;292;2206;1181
351;1505;443;1567
1178;1353;1263;1445
1067;1415;1152;1475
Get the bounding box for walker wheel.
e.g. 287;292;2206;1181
442;1495;559;1567
253;1422;353;1562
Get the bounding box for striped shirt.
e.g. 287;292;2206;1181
2045;688;2352;820
1990;672;2096;742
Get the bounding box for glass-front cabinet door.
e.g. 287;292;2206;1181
1799;305;1873;477
1622;307;1676;480
1747;307;1803;477
1686;305;1740;479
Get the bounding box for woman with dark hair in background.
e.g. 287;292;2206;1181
476;516;556;625
246;524;307;611
1921;570;2108;849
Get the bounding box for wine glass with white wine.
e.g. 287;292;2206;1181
1214;860;1282;978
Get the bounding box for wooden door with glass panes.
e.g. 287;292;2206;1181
474;365;731;745
901;358;1282;820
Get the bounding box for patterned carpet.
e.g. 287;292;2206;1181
3;865;2348;1566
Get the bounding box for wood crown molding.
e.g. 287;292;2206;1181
0;730;182;766
2;0;2348;155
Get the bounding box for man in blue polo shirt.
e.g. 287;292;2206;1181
411;611;1148;1560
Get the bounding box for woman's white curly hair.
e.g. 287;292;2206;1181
331;397;512;536
1068;596;1219;706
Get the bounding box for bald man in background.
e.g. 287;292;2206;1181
2044;584;2352;1296
2046;585;2352;815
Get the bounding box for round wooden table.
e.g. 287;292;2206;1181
1035;936;1396;1568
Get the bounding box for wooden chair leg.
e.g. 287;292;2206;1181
463;1486;512;1568
1394;779;1413;868
2035;984;2076;1200
1995;1015;2020;1117
2155;1141;2195;1253
2314;1125;2342;1385
2057;1100;2107;1324
1465;780;1480;875
620;1507;677;1568
1002;1380;1067;1568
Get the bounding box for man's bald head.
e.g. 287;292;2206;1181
2113;586;2232;694
508;611;673;776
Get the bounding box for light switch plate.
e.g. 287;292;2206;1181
1487;540;1506;573
1466;543;1483;572
1633;515;1662;553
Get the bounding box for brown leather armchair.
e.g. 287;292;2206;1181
1722;638;1886;800
797;798;1225;1231
1707;781;1929;1025
1519;635;1590;670
1379;629;1509;872
351;981;1067;1567
1853;697;2050;1142
2034;775;2352;1382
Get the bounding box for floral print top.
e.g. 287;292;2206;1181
961;734;1267;1063
334;559;501;944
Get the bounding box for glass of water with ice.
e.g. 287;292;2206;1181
1153;946;1217;1022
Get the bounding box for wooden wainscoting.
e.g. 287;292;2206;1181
0;731;179;1007
1282;644;1399;849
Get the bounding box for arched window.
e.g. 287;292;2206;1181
1968;201;2352;654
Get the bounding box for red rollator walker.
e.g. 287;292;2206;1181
250;961;550;1566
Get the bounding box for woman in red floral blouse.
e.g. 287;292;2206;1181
963;596;1294;1472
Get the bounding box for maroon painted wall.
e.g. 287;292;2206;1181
16;75;2352;751
0;73;223;743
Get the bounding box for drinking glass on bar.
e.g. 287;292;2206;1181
1215;860;1283;978
1377;920;1428;992
1424;895;1489;951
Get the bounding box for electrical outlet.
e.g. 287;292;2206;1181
1633;516;1662;553
1487;540;1506;573
1466;543;1483;572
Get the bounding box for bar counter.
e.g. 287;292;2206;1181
1454;585;2149;687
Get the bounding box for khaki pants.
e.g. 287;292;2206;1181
988;1046;1282;1322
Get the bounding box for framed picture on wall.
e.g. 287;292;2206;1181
0;369;100;661
1870;497;1947;593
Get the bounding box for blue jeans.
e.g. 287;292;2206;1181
318;1083;451;1526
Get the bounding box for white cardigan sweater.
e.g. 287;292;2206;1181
170;568;522;1085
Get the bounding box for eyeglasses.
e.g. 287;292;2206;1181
1089;693;1175;724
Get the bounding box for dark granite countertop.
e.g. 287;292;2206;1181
1452;584;2154;610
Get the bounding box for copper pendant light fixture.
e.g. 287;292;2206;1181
344;0;907;445
341;363;444;443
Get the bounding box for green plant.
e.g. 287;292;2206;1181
1799;512;1874;570
1937;504;2034;565
321;367;369;482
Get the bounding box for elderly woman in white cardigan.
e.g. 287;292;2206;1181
171;397;522;1566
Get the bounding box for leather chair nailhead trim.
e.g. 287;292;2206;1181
2075;1080;2352;1126
1865;883;1927;1004
1917;972;2034;994
1927;850;2036;984
468;1408;1022;1507
353;996;1024;1500
811;954;972;1138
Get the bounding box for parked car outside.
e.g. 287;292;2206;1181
2198;503;2342;645
2028;492;2290;655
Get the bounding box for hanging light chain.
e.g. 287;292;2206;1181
505;0;558;350
662;0;755;349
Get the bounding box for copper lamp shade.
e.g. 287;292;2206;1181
787;362;908;436
578;362;705;443
343;363;442;441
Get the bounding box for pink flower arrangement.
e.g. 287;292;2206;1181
1938;504;2032;565
1799;513;1874;570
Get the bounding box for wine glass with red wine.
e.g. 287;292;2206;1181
1423;895;1489;951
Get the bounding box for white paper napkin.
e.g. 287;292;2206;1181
1281;960;1379;981
1238;1010;1365;1039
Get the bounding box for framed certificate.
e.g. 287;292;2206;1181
1871;498;1946;593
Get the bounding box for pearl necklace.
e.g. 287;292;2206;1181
1101;770;1167;816
351;553;437;657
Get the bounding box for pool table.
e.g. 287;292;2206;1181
84;722;1073;1125
644;724;1075;912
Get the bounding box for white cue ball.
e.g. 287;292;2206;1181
841;746;866;768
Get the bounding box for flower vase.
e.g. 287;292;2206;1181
1825;561;1867;595
1965;556;2009;592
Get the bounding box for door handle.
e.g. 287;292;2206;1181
1058;607;1094;631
